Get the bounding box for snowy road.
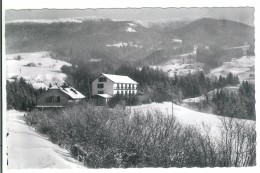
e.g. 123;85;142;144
6;110;84;169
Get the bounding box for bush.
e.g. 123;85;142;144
14;55;22;61
25;104;256;168
108;95;140;108
25;62;36;67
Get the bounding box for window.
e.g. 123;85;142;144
98;91;104;94
46;97;51;103
117;90;119;95
125;91;128;95
117;83;120;89
98;77;107;82
57;96;60;102
121;83;124;89
97;84;104;88
132;84;135;89
46;96;54;103
129;84;131;89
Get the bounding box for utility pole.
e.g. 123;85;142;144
129;94;132;113
172;98;173;117
88;78;91;100
171;83;174;117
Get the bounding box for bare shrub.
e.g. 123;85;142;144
25;104;256;168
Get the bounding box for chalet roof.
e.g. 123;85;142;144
49;85;85;99
60;86;85;99
101;73;138;84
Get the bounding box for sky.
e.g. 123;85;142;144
5;7;254;26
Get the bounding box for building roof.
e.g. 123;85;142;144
49;85;85;99
101;73;138;84
96;94;113;99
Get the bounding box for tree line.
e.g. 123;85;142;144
212;81;255;120
62;61;240;104
6;78;45;110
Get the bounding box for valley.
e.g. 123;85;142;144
5;12;256;168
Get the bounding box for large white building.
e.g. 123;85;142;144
92;73;138;97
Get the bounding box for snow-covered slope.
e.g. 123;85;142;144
6;18;82;24
129;102;254;138
6;16;111;24
135;17;200;28
7;110;84;169
106;42;142;48
210;56;255;82
6;51;71;89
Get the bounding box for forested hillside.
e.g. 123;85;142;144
173;18;254;47
6;18;254;66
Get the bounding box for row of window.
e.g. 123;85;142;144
98;90;137;95
97;83;137;89
116;90;136;95
46;96;60;103
116;83;136;89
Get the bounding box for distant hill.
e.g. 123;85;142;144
5;19;164;61
5;18;254;64
173;18;254;47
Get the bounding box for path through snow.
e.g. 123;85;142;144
6;110;84;169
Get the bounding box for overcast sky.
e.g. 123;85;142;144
5;8;254;26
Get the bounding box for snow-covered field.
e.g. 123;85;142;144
126;27;136;32
6;110;84;169
183;86;240;103
150;61;203;77
106;42;142;48
149;48;203;77
7;18;82;24
210;56;255;82
129;102;254;138
6;16;110;24
6;52;71;89
183;96;205;103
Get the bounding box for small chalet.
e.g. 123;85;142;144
36;84;85;109
92;73;138;105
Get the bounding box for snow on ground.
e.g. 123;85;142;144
129;102;254;138
128;23;137;27
126;27;136;32
6;16;110;24
7;18;82;24
150;62;203;77
210;56;255;81
106;42;142;48
183;86;240;103
183;96;205;103
149;48;202;77
6;110;84;169
89;58;102;62
6;52;71;89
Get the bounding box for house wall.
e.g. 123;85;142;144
92;75;114;96
37;89;69;107
92;74;138;96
